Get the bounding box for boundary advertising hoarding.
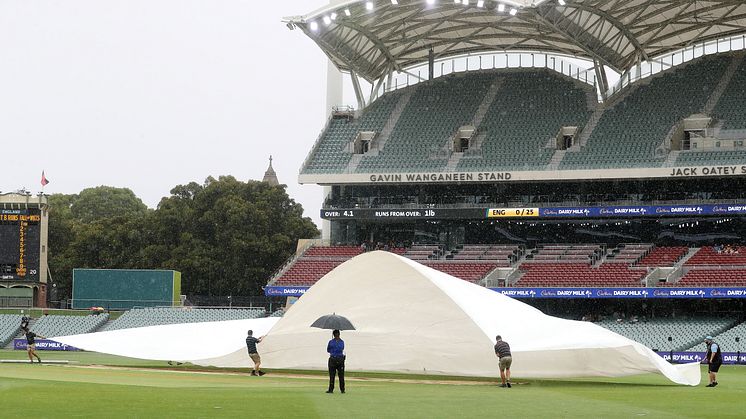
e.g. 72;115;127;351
266;286;746;298
13;338;79;351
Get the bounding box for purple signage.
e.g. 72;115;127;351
13;339;79;351
265;286;310;297
656;351;746;365
492;287;746;299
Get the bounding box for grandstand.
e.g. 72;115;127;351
596;317;738;353
637;246;689;267
712;54;746;131
459;70;593;171
355;73;492;173
270;3;746;367
103;307;266;331
515;263;647;288
300;50;746;177
268;242;746;289
0;314;22;347
561;54;732;170
0;308;271;347
272;245;507;286
303;90;404;174
30;314;109;338
687;321;746;353
286;1;746;295
6;0;746;364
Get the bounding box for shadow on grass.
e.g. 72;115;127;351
528;378;682;388
105;363;685;387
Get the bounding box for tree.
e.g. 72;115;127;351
47;178;319;301
71;186;148;222
150;176;318;296
46;188;150;299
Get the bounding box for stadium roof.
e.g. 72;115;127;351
285;0;746;82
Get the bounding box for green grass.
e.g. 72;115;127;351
0;350;743;418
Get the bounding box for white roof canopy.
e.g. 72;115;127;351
286;0;746;82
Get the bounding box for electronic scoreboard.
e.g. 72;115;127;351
0;208;41;281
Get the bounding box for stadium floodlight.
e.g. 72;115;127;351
391;0;398;4
454;0;460;4
323;15;332;25
558;0;566;4
331;12;337;20
344;8;351;16
427;0;436;5
462;0;469;5
497;3;505;12
366;1;374;10
477;0;484;7
509;7;517;15
309;21;319;31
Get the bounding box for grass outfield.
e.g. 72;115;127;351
0;350;743;418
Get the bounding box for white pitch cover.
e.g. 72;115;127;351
54;251;700;385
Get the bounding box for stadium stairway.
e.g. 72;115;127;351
686;319;746;352
1;314;25;349
445;76;506;173
561;54;731;170
597;317;738;352
701;51;745;115
344;87;418;174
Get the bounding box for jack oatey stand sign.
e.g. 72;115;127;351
14;338;80;351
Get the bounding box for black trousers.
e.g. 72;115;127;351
328;356;345;392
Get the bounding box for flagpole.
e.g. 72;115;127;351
40;170;49;194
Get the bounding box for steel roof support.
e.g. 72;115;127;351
350;71;367;111
593;59;609;100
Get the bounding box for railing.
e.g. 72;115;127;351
266;239;324;286
129;305;263;310
690;129;746;142
608;34;746;98
375;50;598;99
324;197;746;210
67;299;178;310
0;307;110;316
686;265;746;271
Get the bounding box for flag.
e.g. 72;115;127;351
41;171;50;187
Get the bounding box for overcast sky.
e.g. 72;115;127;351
0;0;332;225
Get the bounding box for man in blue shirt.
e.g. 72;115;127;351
704;336;722;387
326;329;345;393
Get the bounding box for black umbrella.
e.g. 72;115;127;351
310;313;356;331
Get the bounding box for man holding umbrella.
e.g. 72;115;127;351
311;313;355;394
326;329;345;394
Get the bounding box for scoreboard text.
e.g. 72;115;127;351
0;209;41;281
